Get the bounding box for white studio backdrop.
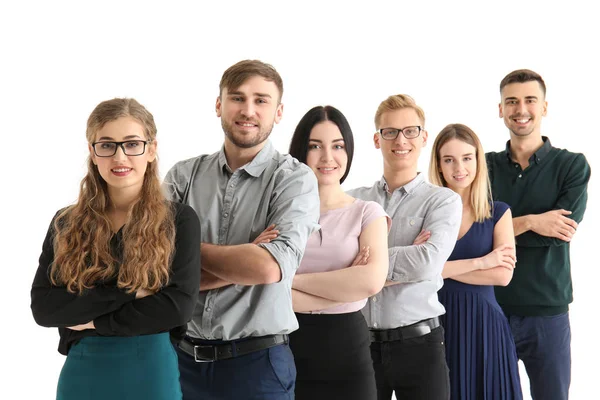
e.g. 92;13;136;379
0;1;597;399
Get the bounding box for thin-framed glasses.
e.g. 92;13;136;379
92;140;150;157
378;126;422;140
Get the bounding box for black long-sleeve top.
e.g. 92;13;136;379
31;202;201;355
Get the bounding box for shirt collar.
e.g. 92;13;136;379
379;172;425;195
504;136;552;165
217;140;275;177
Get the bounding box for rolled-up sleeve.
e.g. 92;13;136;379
258;163;320;281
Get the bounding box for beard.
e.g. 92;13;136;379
221;118;274;149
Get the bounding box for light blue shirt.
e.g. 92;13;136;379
349;173;461;329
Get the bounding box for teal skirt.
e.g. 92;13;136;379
57;333;182;400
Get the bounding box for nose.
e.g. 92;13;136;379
320;147;333;162
240;102;256;118
517;102;528;115
394;132;408;145
113;145;128;161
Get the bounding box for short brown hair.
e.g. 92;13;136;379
374;94;425;129
500;69;546;97
219;60;284;103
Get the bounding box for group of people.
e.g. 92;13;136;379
31;60;590;400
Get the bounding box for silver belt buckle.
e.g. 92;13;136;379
193;345;217;363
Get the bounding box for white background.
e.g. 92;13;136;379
1;1;597;399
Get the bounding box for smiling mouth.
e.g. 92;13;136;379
392;149;410;155
235;121;258;128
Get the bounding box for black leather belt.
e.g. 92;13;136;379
370;317;441;342
177;334;288;363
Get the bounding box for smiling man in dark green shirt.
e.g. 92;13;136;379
486;69;591;400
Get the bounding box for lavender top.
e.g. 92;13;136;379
297;199;389;314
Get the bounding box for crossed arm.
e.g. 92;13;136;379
442;208;516;286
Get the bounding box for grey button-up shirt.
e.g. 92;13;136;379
163;141;320;340
348;173;461;329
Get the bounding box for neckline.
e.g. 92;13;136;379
321;198;359;215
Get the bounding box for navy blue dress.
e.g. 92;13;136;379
438;202;522;400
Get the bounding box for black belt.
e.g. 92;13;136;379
370;317;441;342
177;334;288;363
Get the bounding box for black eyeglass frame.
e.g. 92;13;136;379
91;140;151;157
378;126;423;140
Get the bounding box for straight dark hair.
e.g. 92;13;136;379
289;105;354;184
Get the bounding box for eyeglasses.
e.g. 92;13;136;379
92;140;150;157
378;126;423;140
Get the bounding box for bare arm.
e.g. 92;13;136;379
292;289;343;313
199;225;280;291
291;217;389;302
201;242;281;285
450;208;515;286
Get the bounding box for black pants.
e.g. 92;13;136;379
370;326;450;400
290;311;377;400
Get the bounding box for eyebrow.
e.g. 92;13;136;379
505;96;538;101
442;152;474;158
227;91;272;98
309;138;345;143
97;135;143;141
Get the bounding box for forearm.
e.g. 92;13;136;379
292;289;343;313
201;243;281;285
31;286;135;327
200;269;233;291
94;287;197;336
442;259;482;279
513;216;532;236
293;264;384;302
450;267;513;286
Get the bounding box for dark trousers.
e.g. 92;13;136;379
290;311;377;400
370;326;450;400
176;342;296;400
508;313;571;400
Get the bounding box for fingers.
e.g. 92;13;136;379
557;209;573;216
413;230;431;245
561;217;578;230
352;246;370;266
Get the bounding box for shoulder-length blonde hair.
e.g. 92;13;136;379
51;98;176;294
429;123;491;222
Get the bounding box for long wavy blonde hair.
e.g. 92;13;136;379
429;123;492;222
51;98;175;294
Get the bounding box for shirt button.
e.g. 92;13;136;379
518;174;522;178
206;307;211;312
409;220;415;226
372;296;377;302
224;213;228;217
230;183;235;188
373;323;378;328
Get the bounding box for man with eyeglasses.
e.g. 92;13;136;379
162;60;320;399
348;94;461;400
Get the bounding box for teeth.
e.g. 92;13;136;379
393;150;409;154
516;119;529;123
112;168;131;173
320;168;335;171
239;123;255;127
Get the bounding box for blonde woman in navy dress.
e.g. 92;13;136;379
287;105;390;400
429;123;522;399
31;98;201;400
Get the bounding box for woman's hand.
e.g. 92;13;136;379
67;321;95;331
478;244;516;270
